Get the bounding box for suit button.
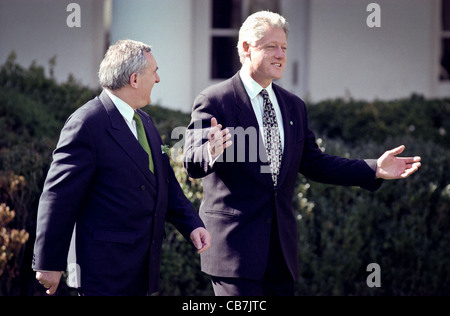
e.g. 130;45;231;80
140;185;146;191
267;218;272;224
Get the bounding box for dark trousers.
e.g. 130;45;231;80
211;215;295;296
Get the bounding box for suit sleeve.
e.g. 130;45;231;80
183;93;218;179
33;116;96;271
298;107;383;192
165;163;205;241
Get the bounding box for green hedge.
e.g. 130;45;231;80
298;96;450;295
0;54;448;295
294;137;450;295
307;96;450;148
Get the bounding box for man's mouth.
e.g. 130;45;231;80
272;63;282;68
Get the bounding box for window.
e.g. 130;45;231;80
247;0;279;14
439;0;450;81
210;0;280;79
211;36;240;79
212;0;242;29
211;0;241;79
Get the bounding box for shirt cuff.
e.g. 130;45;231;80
207;142;221;167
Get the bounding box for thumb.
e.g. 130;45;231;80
388;145;405;156
190;231;202;250
46;283;59;295
211;117;218;128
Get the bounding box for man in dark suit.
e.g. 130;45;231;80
33;39;210;296
183;11;421;296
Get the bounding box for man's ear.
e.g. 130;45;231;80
242;42;251;59
129;73;139;88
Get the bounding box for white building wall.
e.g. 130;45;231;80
191;0;311;105
111;0;194;111
307;0;435;102
191;0;211;102
0;0;106;89
278;0;310;99
1;0;445;112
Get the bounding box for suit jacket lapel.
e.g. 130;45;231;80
232;74;258;130
231;74;273;189
100;91;157;190
273;84;296;189
139;110;175;217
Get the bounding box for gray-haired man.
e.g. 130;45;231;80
33;39;210;296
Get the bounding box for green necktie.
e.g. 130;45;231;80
133;112;154;173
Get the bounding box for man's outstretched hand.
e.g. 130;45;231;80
376;145;421;180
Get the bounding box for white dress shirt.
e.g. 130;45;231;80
208;73;286;166
105;89;138;140
239;70;285;152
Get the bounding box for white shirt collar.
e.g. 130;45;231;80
105;89;135;125
239;70;274;100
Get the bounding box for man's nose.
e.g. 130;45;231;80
275;46;286;58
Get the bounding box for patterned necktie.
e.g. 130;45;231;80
260;89;282;187
133;112;154;173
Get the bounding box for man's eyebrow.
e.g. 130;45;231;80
264;41;287;46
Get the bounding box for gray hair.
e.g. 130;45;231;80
98;39;152;90
237;11;289;64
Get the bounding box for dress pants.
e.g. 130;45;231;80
211;212;295;296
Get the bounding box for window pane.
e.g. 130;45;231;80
442;0;450;31
248;0;280;15
440;38;450;81
212;0;242;29
211;36;241;79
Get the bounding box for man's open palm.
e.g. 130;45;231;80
376;145;421;179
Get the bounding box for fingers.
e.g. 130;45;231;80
208;117;223;141
398;156;422;164
209;130;231;156
386;145;422;167
389;146;422;179
36;271;61;295
209;127;230;143
208;117;232;157
386;146;421;162
196;240;210;254
401;162;422;178
191;233;202;250
190;227;211;254
209;117;223;140
46;284;59;295
377;145;422;180
387;145;405;156
197;232;211;254
211;117;218;128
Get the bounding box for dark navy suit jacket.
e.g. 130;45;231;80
183;73;382;281
33;91;204;295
